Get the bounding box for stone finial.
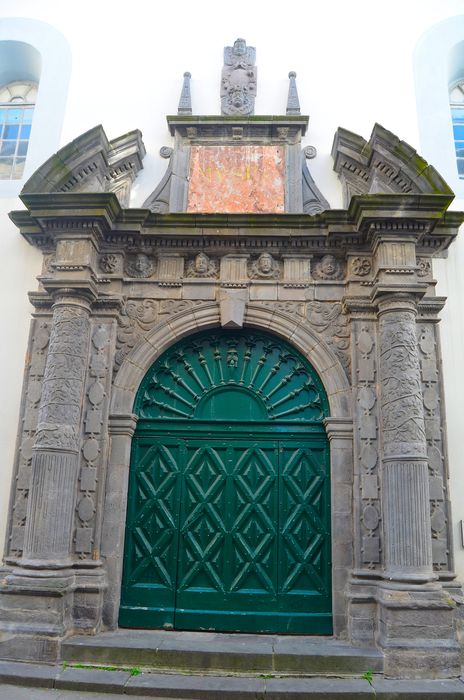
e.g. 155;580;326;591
286;71;300;115
221;38;257;116
178;72;192;115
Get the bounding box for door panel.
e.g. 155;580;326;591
119;438;183;628
175;442;279;629
120;436;331;633
279;443;331;611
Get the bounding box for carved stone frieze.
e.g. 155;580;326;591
417;323;452;573
6;318;51;558
305;301;350;374
114;298;210;371
115;299;159;370
75;321;113;559
352;322;382;569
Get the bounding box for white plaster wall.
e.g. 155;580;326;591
0;0;463;578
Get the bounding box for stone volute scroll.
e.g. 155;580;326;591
221;38;257;116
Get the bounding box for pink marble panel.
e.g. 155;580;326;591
187;145;285;213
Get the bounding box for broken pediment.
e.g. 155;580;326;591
332;123;453;207
21;125;146;207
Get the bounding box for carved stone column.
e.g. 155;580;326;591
21;291;92;568
377;295;433;583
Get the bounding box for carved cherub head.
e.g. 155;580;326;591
315;254;343;280
195;253;209;274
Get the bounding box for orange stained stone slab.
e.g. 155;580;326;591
187;145;285;213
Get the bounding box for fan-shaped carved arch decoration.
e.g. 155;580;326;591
135;330;329;423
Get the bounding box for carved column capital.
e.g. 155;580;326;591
376;293;418;317
108;413;138;437
323;417;353;442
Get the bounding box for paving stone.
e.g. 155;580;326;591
264;677;375;699
0;659;58;687
55;667;131;692
372;677;464;698
125;672;265;699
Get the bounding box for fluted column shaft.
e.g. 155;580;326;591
22;293;92;568
378;296;434;582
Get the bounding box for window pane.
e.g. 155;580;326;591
453;124;464;140
457;158;464;176
451;108;464;121
20;124;31;138
3;124;19;139
5;108;22;124
0;157;14;179
13;157;25;178
17;141;28;156
22;108;33;124
0;141;16;156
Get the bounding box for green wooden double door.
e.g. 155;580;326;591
119;330;332;634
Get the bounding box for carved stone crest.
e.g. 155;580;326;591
249;252;281;279
185;252;218;278
221;38;257;116
312;254;344;280
124;253;154;278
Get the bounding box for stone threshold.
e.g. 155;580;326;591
61;629;384;675
1;662;464;699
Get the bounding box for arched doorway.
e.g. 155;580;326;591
119;329;332;634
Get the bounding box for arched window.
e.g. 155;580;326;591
0;39;41;181
0;81;37;179
450;80;464;179
0;20;71;196
414;16;464;197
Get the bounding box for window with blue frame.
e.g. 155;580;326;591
450;80;464;179
0;82;37;180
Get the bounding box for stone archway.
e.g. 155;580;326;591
102;303;353;636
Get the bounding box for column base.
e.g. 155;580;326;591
376;581;461;679
0;565;107;662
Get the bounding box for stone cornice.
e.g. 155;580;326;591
11;192;461;255
167;114;309;137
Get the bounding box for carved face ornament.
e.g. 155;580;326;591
195;253;209;274
259;253;272;273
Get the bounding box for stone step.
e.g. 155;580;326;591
61;630;384;676
1;663;464;700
